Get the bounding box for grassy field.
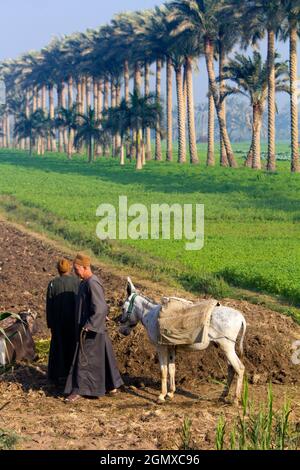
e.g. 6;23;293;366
0;143;299;310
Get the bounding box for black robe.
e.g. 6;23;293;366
46;275;80;381
64;274;123;397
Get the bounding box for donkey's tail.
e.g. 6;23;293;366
239;317;247;357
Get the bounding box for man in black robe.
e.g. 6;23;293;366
64;253;123;402
46;259;81;386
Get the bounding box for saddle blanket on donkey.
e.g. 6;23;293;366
158;298;219;346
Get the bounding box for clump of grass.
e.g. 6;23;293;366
35;339;50;364
179;272;232;299
178;417;195;450
0;429;20;450
216;381;300;450
216;415;226;450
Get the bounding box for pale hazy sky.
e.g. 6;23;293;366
0;0;295;106
0;0;161;60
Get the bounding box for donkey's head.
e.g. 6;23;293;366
20;310;38;334
119;277;140;336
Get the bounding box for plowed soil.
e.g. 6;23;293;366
1;219;300;450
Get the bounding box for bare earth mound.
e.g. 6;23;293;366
1;219;300;450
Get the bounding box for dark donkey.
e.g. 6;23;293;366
0;311;37;366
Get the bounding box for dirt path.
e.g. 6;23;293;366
1;219;300;450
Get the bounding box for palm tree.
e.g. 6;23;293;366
207;92;215;166
237;0;285;172
14;110;53;156
158;4;201;164
280;0;300;172
102;99;129;165
222;51;289;169
74;107;103;163
140;6;172;162
169;0;238;167
215;5;242;166
108;90;162;170
55;105;79;159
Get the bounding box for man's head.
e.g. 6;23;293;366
73;253;92;280
57;258;72;276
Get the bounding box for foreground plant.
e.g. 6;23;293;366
216;381;300;450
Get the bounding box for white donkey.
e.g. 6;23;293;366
120;278;247;404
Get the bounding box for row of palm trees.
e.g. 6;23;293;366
0;0;299;171
13;92;162;167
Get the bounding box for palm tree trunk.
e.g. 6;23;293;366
88;138;92;163
185;57;198;164
6;114;10;149
32;86;38;113
25;90;31;151
67;76;75;156
155;59;162;161
75;80;82;155
3;115;7;148
36;89;42;155
41;84;47;155
267;29;276;172
166;57;173;162
144;61;152;161
81;77;86;114
252;104;262;170
111;80;117;157
245;142;254;168
93;79;98;116
183;64;187;125
96;79;103;157
204;38;237;168
77;79;82;113
136;126;143;170
104;78;110;157
175;65;186;163
219;44;229;167
57;84;64;153
68;76;73;108
124;60;131;160
116;84;122;157
120;140;125;166
290;21;299;173
93;79;99;157
49;85;56;152
207;91;215;166
61;82;68;153
86;77;92;110
132;62;142;160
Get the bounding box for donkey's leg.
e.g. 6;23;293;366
216;338;245;403
220;363;235;400
157;346;169;402
167;347;176;400
227;350;245;404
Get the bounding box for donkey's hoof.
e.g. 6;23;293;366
157;395;166;404
166;393;174;401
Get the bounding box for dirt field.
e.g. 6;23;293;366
1;219;300;450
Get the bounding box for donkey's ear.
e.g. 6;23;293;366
127;277;136;296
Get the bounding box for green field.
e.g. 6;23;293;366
0;144;299;310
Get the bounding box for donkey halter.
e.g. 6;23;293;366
123;293;138;323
